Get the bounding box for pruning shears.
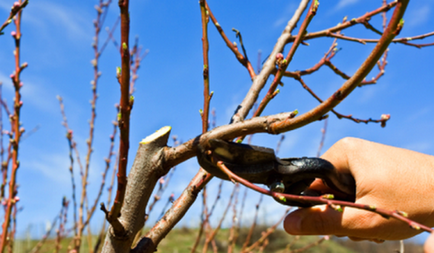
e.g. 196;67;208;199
197;139;356;207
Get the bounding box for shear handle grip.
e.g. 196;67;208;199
279;157;356;198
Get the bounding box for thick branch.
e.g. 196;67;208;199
101;126;172;253
132;169;212;253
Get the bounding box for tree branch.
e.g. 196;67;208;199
102;126;172;253
107;0;131;236
230;0;310;124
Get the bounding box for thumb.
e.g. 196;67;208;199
284;205;342;235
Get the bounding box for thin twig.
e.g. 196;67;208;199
201;184;238;253
206;2;255;78
57;96;78;236
231;0;310;124
200;0;212;134
227;184;240;253
298;1;398;42
0;0;28;35
216;160;433;234
316;118;328;157
289;236;328;253
0;1;27;249
243;209;290;253
107;0;132;236
241;194;263;252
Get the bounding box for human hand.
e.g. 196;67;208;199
284;137;434;241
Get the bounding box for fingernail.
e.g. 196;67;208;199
284;212;303;234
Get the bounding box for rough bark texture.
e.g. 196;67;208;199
101;127;171;253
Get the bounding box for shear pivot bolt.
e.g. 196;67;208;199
270;182;285;193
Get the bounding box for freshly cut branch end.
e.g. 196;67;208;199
140;126;172;144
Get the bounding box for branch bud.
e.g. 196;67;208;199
396;210;408;218
395;19;404;35
410;223;420;230
321;194;334;199
311;0;319;13
380;114;390;128
277;195;286;202
20;62;28;70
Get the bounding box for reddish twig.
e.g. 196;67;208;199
316;118;328;158
54;198;69;253
201;184;238;253
267;0;409;134
190;179;222;253
78;1;113;248
28;210;60;253
83;120;118;229
106;0;132;236
241;194;263;252
299;1;397;42
99;15;119;56
288;236;328;253
156;193;175;222
243;209;290;253
0;0;28;35
94;149;120;253
294;76;390;126
216;161;433;234
206;2;255;79
323;30;434;49
0;0;27;249
0;84;5;201
284;236;300;252
200;0;212;134
282;36;339;78
256;50;262;74
231;0;310;124
130;43;148;95
236;0;318;142
237;187;248;228
57;96;83;238
227;184;240;253
275;134;285;155
133;170;213;253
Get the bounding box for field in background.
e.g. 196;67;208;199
14;227;425;253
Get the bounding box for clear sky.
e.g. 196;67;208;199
0;0;433;245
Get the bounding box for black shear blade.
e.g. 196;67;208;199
197;139;279;184
197;139;356;207
209;139;277;165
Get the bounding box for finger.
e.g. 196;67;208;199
284;202;392;239
348;236;364;241
284;205;341;236
308;179;351;200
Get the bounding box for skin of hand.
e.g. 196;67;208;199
425;232;434;252
284;137;434;241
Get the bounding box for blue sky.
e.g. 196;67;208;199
0;0;434;245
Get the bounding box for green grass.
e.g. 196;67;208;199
157;226;353;253
14;227;424;253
